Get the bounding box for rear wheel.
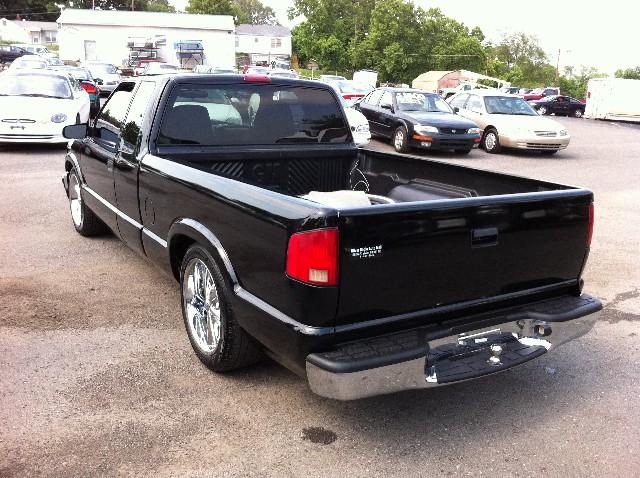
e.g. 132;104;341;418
482;128;501;154
67;169;108;236
573;108;583;118
538;106;548;115
392;126;409;153
180;245;262;372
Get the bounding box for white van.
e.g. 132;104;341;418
585;78;640;122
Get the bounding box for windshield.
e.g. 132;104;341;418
335;81;371;94
65;68;92;81
90;64;118;74
484;96;537;115
0;74;72;99
13;58;48;69
529;88;544;95
158;84;348;146
396;91;452;113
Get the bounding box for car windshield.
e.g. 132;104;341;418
270;72;298;79
14;58;48;69
484;96;537;115
0;74;72;99
396;91;452;113
158;84;348;146
335;81;371;94
529;88;544;95
90;64;118;74
65;68;92;81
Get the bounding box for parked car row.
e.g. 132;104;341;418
351;87;572;155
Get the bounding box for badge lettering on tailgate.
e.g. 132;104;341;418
349;244;383;260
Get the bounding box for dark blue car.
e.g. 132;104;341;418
355;87;481;154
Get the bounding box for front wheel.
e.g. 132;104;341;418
538;106;548;115
482;128;501;153
392;126;409;153
180;245;262;372
67;169;108;236
573;108;583;118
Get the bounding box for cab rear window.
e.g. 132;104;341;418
157;84;349;146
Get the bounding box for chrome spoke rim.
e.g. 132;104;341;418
485;133;496;150
69;174;82;226
183;258;221;353
394;131;403;149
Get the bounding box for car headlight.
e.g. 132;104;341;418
414;124;439;135
559;129;568;136
51;113;68;123
467;127;481;134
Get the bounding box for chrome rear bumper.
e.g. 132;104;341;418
306;295;600;400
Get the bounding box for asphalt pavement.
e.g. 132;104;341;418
1;117;639;477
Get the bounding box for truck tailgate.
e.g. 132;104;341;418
335;190;592;326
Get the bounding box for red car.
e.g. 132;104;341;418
520;87;559;101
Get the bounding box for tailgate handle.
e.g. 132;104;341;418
471;227;498;247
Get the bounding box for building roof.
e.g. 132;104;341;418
57;9;234;32
235;24;290;37
12;20;58;32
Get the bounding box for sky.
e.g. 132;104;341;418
170;0;639;74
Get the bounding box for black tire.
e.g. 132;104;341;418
540;150;558;156
67;169;109;236
573;108;583;118
538;106;548;115
180;245;262;372
454;149;472;155
481;127;501;153
392;125;410;153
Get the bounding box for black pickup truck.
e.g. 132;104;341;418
61;74;601;400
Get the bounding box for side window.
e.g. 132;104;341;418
450;93;469;109
467;95;483;113
379;91;392;107
366;89;383;106
95;84;135;132
121;81;156;153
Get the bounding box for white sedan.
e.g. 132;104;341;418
0;70;90;143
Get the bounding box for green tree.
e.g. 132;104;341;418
186;0;236;16
234;0;278;25
615;66;640;80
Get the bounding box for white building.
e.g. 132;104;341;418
0;18;30;43
235;24;291;66
57;9;235;68
12;20;58;44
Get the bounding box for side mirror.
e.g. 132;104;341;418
453;106;460;113
94;77;103;85
63;123;88;139
380;102;392;110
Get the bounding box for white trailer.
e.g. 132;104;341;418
585;78;640;122
352;70;378;88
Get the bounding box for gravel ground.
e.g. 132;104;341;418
1;117;639;477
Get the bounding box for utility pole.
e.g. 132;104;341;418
131;0;135;11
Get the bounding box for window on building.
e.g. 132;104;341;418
254;37;258;43
32;35;40;44
270;38;282;48
45;31;57;44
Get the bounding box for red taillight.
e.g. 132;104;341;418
587;203;594;247
81;82;97;94
342;94;364;100
286;228;339;286
243;74;271;83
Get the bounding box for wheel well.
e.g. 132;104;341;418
65;160;73;172
169;234;196;281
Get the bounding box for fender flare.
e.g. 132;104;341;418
167;218;238;286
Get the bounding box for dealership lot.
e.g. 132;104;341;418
1;117;639;476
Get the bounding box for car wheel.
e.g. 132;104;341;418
538;106;548;115
482;128;501;153
180;245;262;372
454;149;472;155
67;169;108;236
392;126;409;153
540;150;558;156
573;108;583;118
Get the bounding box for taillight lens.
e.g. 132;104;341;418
81;82;97;94
243;74;271;83
587;203;594;247
286;228;339;286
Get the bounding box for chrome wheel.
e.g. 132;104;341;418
69;172;83;227
538;106;547;115
394;129;405;150
183;258;221;353
574;109;583;118
485;132;497;151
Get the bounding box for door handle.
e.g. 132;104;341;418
471;227;499;247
